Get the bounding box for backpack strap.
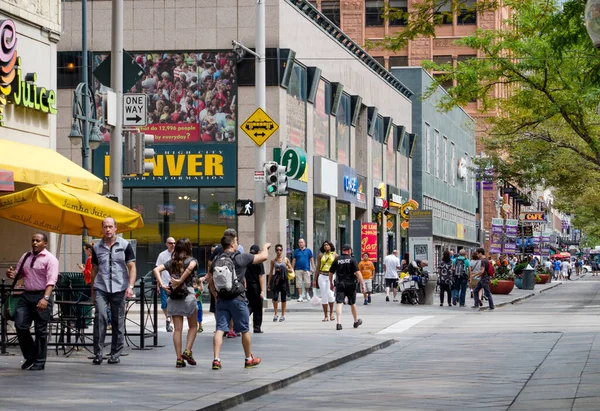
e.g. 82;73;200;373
11;251;32;288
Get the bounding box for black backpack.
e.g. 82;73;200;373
437;262;454;285
454;258;468;279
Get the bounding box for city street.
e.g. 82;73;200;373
1;275;599;411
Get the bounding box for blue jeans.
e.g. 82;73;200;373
473;281;494;309
451;278;468;306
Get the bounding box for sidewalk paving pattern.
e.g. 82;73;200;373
0;276;593;411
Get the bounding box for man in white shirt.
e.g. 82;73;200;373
383;250;401;302
560;259;570;281
156;237;176;332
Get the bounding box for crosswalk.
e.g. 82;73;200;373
376;315;434;335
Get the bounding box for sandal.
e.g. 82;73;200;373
322;318;328;322
330;316;335;321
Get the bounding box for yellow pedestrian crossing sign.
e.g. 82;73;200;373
240;107;279;146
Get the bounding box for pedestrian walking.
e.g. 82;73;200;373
313;240;337;322
452;249;470;307
246;244;265;333
329;244;365;330
383;250;401;302
155;237;176;332
153;238;199;368
193;277;203;333
77;242;93;285
268;244;292;322
7;233;59;371
437;250;454;307
560;259;570;281
291;238;315;302
472;248;494;310
91;217;136;365
358;252;375;305
553;259;561;280
208;232;270;370
469;251;482;303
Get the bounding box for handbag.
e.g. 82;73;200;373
2;252;30;321
286;259;295;280
169;283;189;300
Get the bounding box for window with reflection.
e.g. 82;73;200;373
336;93;351;166
286;63;307;150
313;79;331;158
372;116;384;181
386;126;396;185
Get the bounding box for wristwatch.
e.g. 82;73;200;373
43;295;50;301
128;285;134;289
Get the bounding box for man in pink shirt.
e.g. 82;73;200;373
7;233;59;371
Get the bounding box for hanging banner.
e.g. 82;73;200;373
360;222;378;263
532;231;541;245
490;218;503;254
505;219;518;237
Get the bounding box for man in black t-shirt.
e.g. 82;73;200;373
245;245;265;333
329;244;366;331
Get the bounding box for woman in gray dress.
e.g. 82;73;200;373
153;238;198;368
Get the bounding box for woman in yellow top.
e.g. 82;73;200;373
312;241;337;321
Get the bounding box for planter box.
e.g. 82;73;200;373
515;278;523;289
538;274;550;284
490;279;515;295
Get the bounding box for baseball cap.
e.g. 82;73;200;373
342;244;352;251
249;244;260;254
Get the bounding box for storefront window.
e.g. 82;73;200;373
336;93;351;166
386;126;396;185
313;196;331;255
286;191;306;257
314;79;330;158
372;116;383;181
286;63;307;150
336;201;350;248
124;187;235;276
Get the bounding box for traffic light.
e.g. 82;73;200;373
124;131;136;175
275;164;288;195
264;161;278;197
135;132;155;175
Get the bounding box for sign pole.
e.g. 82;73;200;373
254;0;266;249
110;0;124;203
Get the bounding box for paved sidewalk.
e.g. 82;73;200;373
0;278;574;411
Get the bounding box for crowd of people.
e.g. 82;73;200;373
10;221;592;372
94;52;238;143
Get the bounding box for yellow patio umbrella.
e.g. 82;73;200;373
0;183;143;237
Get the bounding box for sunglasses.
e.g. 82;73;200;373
275;248;283;251
167;242;175;245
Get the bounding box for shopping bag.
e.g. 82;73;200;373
311;294;322;307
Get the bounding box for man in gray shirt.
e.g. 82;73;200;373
91;217;136;365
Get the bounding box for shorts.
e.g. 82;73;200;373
317;274;335;304
385;278;398;289
364;279;373;293
295;270;311;288
272;287;287;303
335;281;358;305
215;298;250;334
160;288;169;310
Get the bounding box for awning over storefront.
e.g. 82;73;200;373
0;139;103;193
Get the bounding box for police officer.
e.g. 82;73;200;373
328;244;365;331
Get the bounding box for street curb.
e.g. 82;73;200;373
197;338;397;411
480;282;562;311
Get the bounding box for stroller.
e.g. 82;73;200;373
399;270;429;305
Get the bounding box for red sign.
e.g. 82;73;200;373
361;222;378;263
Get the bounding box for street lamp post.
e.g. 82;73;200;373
68;83;103;170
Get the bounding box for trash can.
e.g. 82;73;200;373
424;272;437;304
522;267;535;290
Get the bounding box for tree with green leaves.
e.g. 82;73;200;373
379;0;600;237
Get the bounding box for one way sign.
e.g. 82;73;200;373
123;93;147;127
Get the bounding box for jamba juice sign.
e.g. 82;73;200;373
0;19;58;126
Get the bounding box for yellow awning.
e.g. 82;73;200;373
0;183;143;237
0;139;103;193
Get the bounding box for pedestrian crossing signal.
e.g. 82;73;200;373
236;200;254;216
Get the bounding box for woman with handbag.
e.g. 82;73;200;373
268;244;292;322
153;238;199;368
312;241;337;322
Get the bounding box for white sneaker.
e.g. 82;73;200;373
297;297;303;302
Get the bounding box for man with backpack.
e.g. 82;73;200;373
208;232;271;370
452;249;471;307
472;248;494;310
